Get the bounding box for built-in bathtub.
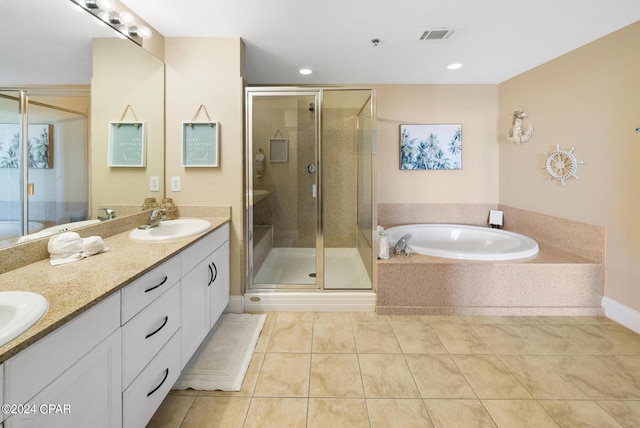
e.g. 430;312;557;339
0;221;44;239
386;224;539;261
377;219;604;316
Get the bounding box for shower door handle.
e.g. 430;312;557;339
312;184;317;198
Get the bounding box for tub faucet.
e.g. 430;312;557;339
139;208;166;230
98;208;116;221
394;233;412;255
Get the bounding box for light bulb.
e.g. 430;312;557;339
135;26;152;39
96;0;115;12
119;11;136;27
298;68;313;75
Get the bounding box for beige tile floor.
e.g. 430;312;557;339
148;312;640;427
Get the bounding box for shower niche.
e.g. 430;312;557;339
245;88;375;291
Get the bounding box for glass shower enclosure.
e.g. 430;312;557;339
0;89;89;246
246;88;375;291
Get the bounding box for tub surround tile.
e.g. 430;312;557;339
378;203;498;228
499;205;605;263
377;204;604;317
0;212;230;361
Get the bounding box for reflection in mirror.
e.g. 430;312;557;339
0;0;164;249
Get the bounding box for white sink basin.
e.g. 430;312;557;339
129;219;212;242
0;291;48;348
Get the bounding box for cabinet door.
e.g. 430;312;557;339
5;330;122;428
209;241;229;327
180;258;210;366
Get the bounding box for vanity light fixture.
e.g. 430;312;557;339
298;68;313;75
447;62;463;70
71;0;151;45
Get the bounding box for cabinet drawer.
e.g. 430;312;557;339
181;223;229;275
123;331;181;428
5;292;120;406
122;281;180;389
121;254;180;323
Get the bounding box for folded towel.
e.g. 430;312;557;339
48;232;109;266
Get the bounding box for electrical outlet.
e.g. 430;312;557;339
171;176;181;192
149;176;160;192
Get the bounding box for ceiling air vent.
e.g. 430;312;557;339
418;29;455;41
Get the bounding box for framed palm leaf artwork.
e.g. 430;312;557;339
400;124;462;170
0;124;54;168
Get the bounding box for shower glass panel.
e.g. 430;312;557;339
323;90;373;290
248;92;319;289
0;90;89;246
0;91;23;243
246;88;374;291
27;93;89;229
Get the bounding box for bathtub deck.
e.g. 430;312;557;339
376;242;604;316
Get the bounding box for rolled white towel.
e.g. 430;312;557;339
48;232;83;259
82;235;108;256
48;233;109;266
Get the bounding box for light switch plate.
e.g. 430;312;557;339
171;176;181;192
149;176;160;192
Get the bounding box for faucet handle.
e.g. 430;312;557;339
98;208;116;221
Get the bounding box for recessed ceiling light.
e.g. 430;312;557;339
447;63;463;70
298;68;313;75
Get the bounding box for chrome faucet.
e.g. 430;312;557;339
138;208;166;230
98;208;116;221
394;233;412;255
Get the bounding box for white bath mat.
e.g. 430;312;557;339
174;313;266;391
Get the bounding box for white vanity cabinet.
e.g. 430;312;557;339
180;222;229;365
3;293;122;428
120;255;182;428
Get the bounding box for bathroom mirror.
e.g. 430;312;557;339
0;0;165;249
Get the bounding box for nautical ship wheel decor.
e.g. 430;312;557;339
543;145;585;186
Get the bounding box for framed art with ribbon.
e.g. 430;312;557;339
182;105;219;167
108;105;146;167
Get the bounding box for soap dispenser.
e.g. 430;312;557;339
255;149;265;178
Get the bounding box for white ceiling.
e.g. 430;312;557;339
121;0;640;85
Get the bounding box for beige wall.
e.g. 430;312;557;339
91;38;165;217
164;37;245;296
498;22;640;310
376;85;499;204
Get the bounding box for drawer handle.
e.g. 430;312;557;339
145;316;169;339
145;276;168;293
209;262;218;286
147;368;169;397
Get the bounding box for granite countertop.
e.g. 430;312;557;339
0;216;229;362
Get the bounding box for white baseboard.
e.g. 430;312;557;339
224;295;245;314
602;296;640;334
243;291;376;313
